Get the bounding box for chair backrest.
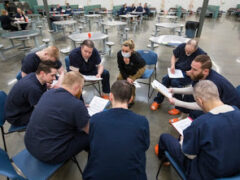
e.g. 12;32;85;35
0;147;26;180
136;50;158;65
65;56;70;72
0;91;7;127
16;71;22;80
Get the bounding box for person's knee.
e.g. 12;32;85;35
171;79;181;87
102;69;109;78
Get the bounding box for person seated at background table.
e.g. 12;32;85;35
50;5;55;12
150;39;206;115
168;55;240;121
117;40;145;107
136;3;143;12
69;40;110;99
156;80;240;180
4;61;58;127
118;3;128;15
129;3;136;12
83;80;150;180
65;3;72;15
143;3;150;16
15;8;28;30
56;4;62;14
25;71;90;164
21;46;64;78
0;9;18;31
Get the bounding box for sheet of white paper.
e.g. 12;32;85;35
83;75;102;81
171;117;192;136
168;68;184;78
87;96;109;116
151;80;172;98
134;81;141;88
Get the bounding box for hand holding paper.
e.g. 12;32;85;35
168;68;184;78
151;80;172;98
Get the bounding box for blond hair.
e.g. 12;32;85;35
122;39;135;50
193;80;220;102
45;46;60;60
62;71;84;88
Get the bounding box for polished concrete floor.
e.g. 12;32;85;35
0;14;239;180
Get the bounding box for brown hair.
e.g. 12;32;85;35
45;46;60;60
122;39;135;51
110;80;132;103
36;61;58;74
81;40;95;49
194;55;212;70
1;9;8;16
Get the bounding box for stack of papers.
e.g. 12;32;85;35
151;80;172;98
87;96;109;116
167;68;184;78
171;117;192;136
83;75;102;81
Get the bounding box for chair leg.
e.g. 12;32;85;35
72;156;83;175
1;127;7;152
156;160;164;180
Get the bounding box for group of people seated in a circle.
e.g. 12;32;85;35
3;38;240;179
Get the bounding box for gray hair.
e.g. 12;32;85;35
193;80;219;101
186;39;198;49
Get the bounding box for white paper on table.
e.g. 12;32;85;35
83;75;102;81
171;117;192;136
151;80;172;98
134;81;141;88
87;96;109;116
168;68;184;78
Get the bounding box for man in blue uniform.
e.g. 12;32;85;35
5;61;58;126
25;71;89;164
83;80;150;180
21;46;64;78
69;40;110;99
168;54;240;120
157;80;240;179
151;39;206;114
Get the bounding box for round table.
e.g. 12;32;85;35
84;14;102;31
53;20;77;35
154;22;184;36
149;35;190;50
1;30;40;51
157;15;178;23
68;32;108;51
100;21;127;32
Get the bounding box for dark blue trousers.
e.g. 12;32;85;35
153;73;192;104
101;70;110;94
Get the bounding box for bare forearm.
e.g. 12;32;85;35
172;86;193;95
174;99;202;110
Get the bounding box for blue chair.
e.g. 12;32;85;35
137;50;158;98
12;148;83;180
16;71;22;81
0;91;26;152
0;147;26;180
65;56;101;95
156;151;240;180
236;85;240;96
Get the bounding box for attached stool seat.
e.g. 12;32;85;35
42;38;50;47
106;41;115;56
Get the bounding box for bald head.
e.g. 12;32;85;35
185;39;198;56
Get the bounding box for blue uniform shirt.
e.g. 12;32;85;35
192;70;240;108
4;73;46;125
173;43;206;72
21;52;62;74
83;108;150;180
24;88;89;162
183;106;240;179
69;47;101;75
